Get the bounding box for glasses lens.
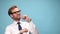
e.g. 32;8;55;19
11;10;21;14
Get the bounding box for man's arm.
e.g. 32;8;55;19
28;21;39;34
19;28;28;33
22;15;39;34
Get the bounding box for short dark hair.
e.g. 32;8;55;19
8;5;17;16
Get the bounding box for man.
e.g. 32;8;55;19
5;6;38;34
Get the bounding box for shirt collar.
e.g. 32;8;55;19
13;21;22;25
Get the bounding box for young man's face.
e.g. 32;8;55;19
10;8;21;20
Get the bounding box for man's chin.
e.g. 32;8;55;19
17;17;20;18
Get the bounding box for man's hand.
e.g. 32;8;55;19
22;15;31;22
20;28;28;33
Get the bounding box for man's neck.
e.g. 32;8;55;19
14;19;20;22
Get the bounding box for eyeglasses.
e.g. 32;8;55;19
11;10;21;14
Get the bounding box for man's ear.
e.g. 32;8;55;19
10;14;13;18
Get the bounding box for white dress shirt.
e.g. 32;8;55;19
5;21;38;34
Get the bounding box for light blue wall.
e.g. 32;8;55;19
0;0;60;34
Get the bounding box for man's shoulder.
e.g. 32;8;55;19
6;23;13;29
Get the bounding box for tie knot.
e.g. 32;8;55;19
17;22;20;24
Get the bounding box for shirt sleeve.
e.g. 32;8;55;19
14;30;20;34
5;26;11;34
28;21;39;34
5;26;20;34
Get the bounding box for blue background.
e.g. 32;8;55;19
0;0;60;34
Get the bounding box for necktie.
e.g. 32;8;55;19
17;22;23;34
29;32;32;34
17;22;22;30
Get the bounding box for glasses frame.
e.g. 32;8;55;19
11;10;21;14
